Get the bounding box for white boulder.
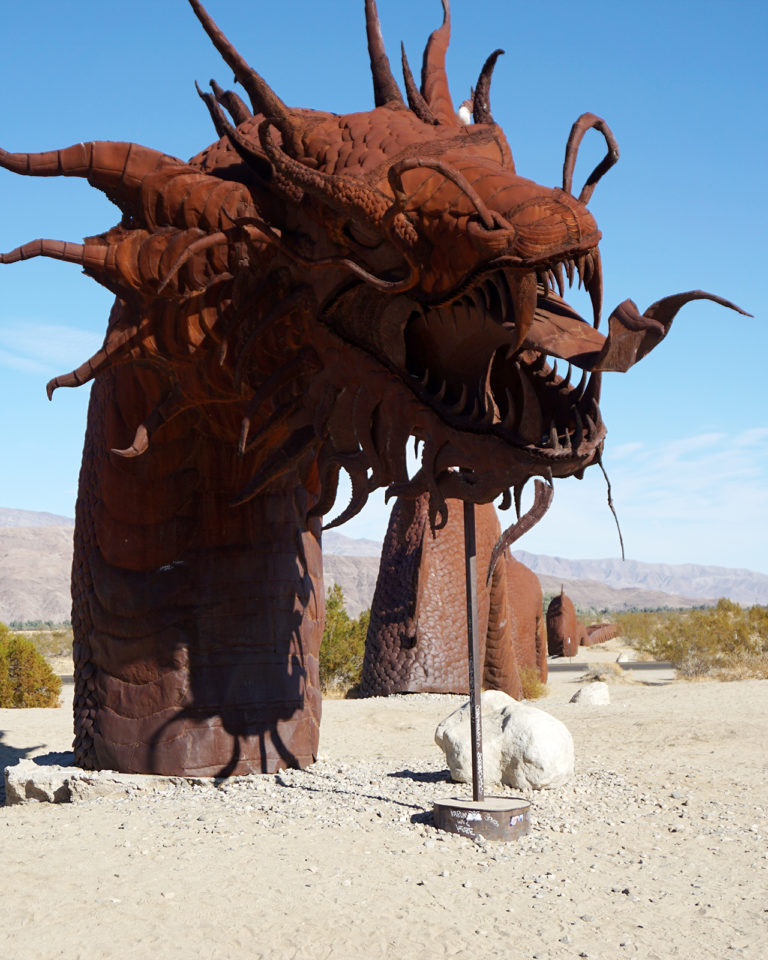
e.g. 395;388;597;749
434;689;509;784
569;682;610;705
435;690;574;791
4;760;72;805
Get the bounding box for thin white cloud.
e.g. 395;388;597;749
0;347;52;375
535;428;768;570
0;321;101;374
608;441;644;459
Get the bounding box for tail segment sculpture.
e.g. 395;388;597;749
0;1;747;775
546;591;587;658
361;498;547;697
585;623;618;647
546;589;617;657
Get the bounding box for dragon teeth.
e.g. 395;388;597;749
572;407;584;447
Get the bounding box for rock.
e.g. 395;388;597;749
4;758;194;805
434;689;509;784
570;682;611;705
4;760;72;805
498;701;575;790
434;690;574;790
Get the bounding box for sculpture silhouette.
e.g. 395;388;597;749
361;497;546;697
546;590;588;658
545;589;617;657
0;1;746;775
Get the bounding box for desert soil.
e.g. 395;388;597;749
1;642;766;960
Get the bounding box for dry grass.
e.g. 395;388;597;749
16;625;73;662
613;600;768;681
520;665;547;699
712;655;768;682
578;661;632;684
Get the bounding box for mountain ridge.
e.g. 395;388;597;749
1;508;765;622
512;550;768;606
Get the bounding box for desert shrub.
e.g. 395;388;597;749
0;624;62;707
519;665;547;699
319;585;370;696
17;625;74;660
613;601;768;680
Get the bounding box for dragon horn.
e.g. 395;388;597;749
401;43;437;124
0;237;111;272
472;49;504;124
187;0;301;154
365;0;405;107
420;0;456;124
46;321;147;399
209;79;252;126
0;142;177;216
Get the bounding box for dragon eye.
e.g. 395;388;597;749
344;220;381;248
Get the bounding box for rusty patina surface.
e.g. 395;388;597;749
546;590;618;657
0;1;746;775
361;497;547;697
546;590;588;658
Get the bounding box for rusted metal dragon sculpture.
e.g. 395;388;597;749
361;497;548;698
546;589;617;657
0;0;746;775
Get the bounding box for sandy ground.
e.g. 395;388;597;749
1;643;767;960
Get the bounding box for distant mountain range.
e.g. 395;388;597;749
0;507;74;528
1;508;766;623
512;550;768;607
321;535;768;611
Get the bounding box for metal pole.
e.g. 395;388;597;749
463;500;484;803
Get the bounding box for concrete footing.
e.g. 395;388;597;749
3;757;210;806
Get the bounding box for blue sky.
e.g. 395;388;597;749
0;0;765;573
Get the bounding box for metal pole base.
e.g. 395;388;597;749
433;796;531;842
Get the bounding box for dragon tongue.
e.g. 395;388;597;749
525;288;605;365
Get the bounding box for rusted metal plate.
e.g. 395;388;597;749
433;796;531;841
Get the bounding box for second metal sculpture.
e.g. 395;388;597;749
361;496;548;698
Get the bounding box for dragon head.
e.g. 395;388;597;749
0;0;747;530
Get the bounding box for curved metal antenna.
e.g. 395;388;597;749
562;112;619;204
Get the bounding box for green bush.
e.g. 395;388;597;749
319;585;369;696
0;623;62;707
613;601;768;680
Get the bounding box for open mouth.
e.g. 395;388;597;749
400;259;606;467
